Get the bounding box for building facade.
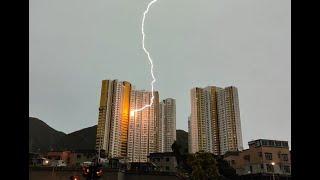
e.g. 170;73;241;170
159;98;176;152
95;79;132;158
189;86;243;155
45;150;96;167
148;152;178;172
217;86;243;154
127;90;160;162
224;139;291;176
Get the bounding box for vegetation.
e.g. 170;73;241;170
171;140;182;165
176;129;188;154
172;141;237;180
214;155;238;179
187;151;220;180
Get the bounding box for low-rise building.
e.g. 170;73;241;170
29;152;50;166
69;149;96;166
224;139;291;176
148;152;177;172
45;150;96;167
128;162;157;172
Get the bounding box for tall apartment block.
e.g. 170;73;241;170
95;79;131;158
189;86;243;155
159;98;176;152
217;87;243;155
127;90;160;162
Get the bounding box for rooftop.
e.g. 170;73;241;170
248;139;289;148
148;152;175;158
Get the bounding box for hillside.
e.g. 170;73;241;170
60;125;97;150
29;117;66;152
29;117;96;152
29;117;188;153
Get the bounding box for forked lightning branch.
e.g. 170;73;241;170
130;0;159;115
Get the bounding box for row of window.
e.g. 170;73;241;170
255;140;289;148
248;164;290;173
256;152;288;161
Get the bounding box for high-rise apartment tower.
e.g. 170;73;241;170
189;86;243;155
127;90;160;162
95;79;131;158
159;98;176;152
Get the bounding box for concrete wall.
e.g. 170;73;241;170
120;172;179;180
29;169;179;180
29;170;117;180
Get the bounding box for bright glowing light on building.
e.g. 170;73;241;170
130;111;135;117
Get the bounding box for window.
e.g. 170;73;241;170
284;166;290;173
268;141;275;146
258;152;262;157
231;160;235;165
266;164;274;172
262;140;268;146
166;158;170;162
77;154;81;159
281;154;289;161
166;166;170;171
256;141;261;147
265;153;273;160
260;164;264;169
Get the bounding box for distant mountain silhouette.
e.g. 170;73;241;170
29;117;66;152
29;117;188;154
60;125;97;150
29;117;96;152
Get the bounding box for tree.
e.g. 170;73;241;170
171;140;182;166
214;155;238;179
187;151;220;180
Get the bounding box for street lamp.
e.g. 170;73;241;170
271;162;275;180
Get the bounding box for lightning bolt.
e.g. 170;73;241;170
131;0;159;114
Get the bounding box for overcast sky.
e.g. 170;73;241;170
29;0;291;149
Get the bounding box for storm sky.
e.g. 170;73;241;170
29;0;291;149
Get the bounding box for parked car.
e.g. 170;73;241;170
57;160;67;167
34;158;49;166
81;161;93;167
49;159;66;167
